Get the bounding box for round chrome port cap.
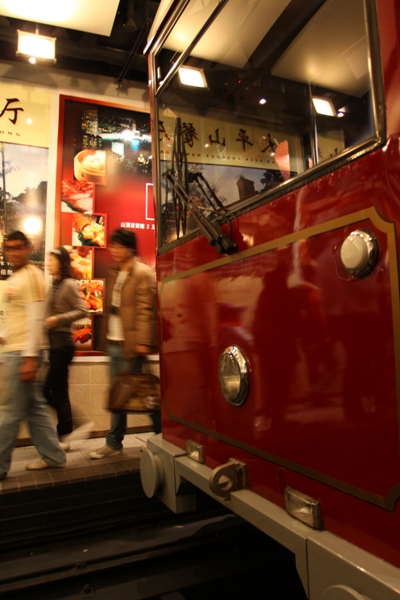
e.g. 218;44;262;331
219;346;249;406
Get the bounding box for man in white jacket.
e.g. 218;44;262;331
0;231;66;480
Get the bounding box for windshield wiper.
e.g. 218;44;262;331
164;169;238;255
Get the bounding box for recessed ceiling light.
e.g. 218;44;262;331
312;96;336;117
259;98;267;105
17;30;56;61
178;66;207;88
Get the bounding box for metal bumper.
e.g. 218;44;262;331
140;435;400;600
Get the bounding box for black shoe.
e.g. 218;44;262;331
0;472;7;481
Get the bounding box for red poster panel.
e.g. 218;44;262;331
57;96;155;353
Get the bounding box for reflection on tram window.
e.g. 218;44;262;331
156;0;375;246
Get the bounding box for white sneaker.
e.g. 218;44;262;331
63;421;95;443
89;445;122;459
25;458;66;470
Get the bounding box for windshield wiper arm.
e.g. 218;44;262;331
188;171;226;212
165;169;238;255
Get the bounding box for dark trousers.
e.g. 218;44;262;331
43;345;75;438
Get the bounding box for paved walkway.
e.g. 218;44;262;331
0;432;155;495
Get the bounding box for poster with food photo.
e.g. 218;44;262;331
61;180;94;213
72;316;93;350
74;149;107;185
57;96;155;353
78;279;105;313
64;246;93;280
72;213;105;247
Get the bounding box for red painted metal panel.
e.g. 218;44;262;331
153;0;400;571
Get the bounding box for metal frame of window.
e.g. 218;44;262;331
148;0;385;255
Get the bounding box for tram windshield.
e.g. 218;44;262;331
154;0;377;247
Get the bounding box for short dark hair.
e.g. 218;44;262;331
6;231;29;246
50;247;72;280
111;228;137;253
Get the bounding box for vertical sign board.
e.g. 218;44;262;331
57;96;155;353
0;82;51;334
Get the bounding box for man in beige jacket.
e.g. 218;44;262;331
90;228;158;459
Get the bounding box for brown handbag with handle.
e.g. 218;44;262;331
107;370;161;413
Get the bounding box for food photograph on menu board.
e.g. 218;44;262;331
64;246;93;280
72;317;93;350
72;213;105;247
74;149;107;186
61;180;94;213
78;279;105;313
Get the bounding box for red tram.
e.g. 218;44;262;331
140;0;400;597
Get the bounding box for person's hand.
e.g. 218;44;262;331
45;316;58;330
20;357;38;381
136;344;151;355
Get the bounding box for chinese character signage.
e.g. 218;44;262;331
0;83;51;148
0;82;50;347
158;108;296;170
0;83;50;281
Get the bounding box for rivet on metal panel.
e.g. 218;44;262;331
81;583;95;598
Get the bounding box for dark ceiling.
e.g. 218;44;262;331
0;0;162;87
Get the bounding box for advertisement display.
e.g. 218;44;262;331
0;83;51;331
0;84;51;277
57;96;155;352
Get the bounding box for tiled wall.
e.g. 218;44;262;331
0;357;157;443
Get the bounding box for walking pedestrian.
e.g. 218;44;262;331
0;231;66;478
43;247;93;450
89;228;158;459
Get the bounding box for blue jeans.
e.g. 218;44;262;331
105;343;161;449
0;352;66;476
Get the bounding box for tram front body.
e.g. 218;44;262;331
141;1;400;598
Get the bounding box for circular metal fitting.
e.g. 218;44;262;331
340;229;379;278
218;346;249;406
140;448;164;498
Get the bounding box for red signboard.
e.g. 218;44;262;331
56;95;155;352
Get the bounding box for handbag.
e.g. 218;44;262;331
107;370;161;413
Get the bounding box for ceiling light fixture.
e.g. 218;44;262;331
312;96;336;117
17;30;56;62
178;66;207;88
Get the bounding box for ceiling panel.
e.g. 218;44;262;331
0;0;120;36
272;0;369;97
162;0;291;69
